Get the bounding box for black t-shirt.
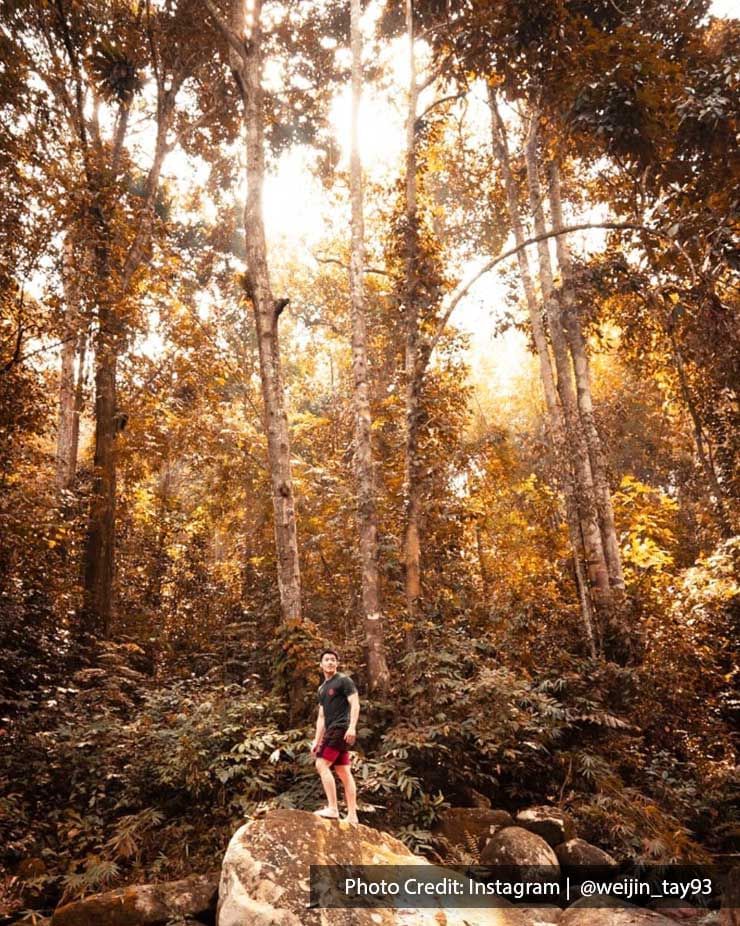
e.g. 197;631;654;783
318;672;357;732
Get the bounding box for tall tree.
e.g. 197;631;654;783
546;157;624;590
348;0;389;690
204;0;303;624
488;92;598;654
523;117;613;621
13;0;205;635
402;0;423;642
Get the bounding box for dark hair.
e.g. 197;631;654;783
320;649;339;660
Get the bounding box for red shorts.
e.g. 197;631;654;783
315;728;352;767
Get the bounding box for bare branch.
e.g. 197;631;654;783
425;221;670;366
417;92;463;123
312;253;390;277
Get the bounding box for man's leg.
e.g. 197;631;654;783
335;763;358;823
315;758;339;817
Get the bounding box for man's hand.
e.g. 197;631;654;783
344;728;356;746
310;739;319;754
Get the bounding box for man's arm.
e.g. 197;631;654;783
312;705;325;753
344;692;360;745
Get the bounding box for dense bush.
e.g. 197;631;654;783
1;539;736;917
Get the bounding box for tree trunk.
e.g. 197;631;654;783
524;119;612;617
81;278;117;638
71;331;87;476
349;0;389;690
547;160;625;589
489;91;598;655
56;235;84;493
235;0;302;624
402;0;423;648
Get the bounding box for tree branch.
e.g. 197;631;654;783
312;253;389;277
417;92;464;123
202;0;247;62
425;221;667;366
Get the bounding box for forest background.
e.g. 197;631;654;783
0;0;737;920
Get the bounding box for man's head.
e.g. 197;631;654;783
320;649;339;674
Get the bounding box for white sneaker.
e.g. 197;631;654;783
314;807;339;819
343;814;359;824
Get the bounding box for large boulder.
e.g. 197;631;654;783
433;808;514;854
217;809;528;926
480;827;560;870
651;901;711;923
51;873;219;926
560;897;679;926
518;906;562;925
555;840;617;869
516;808;575;847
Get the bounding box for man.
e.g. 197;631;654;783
311;649;360;823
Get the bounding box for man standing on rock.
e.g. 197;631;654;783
311;649;360;823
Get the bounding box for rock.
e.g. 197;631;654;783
51;872;218;926
555;840;617;868
651;901;706;922
516;808;575;847
518;906;562;925
561;897;680;926
721;866;740;926
434;808;515;854
217;808;528;926
480;827;560;871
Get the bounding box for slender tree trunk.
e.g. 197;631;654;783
489;92;598;655
56;235;84;493
547;160;625;589
55;332;78;492
81;266;117;637
402;0;423;648
232;0;302;623
524;119;612;617
349;0;389;690
71;331;87;472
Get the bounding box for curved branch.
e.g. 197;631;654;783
425;220;686;367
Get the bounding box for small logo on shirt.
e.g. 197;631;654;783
328;688;335;696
